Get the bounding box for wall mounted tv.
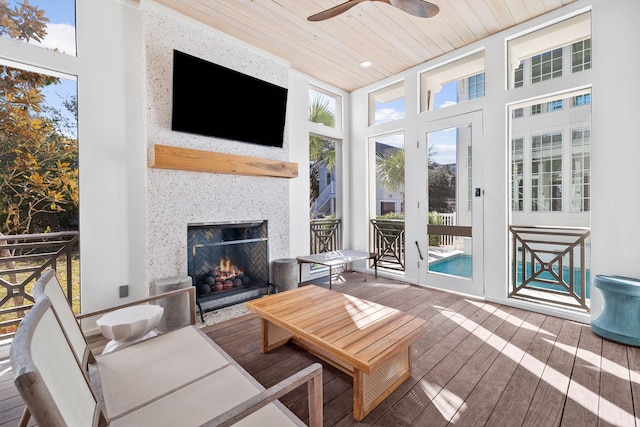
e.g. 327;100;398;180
171;50;288;148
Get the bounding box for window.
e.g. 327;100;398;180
420;50;485;112
309;135;338;219
369;81;405;126
309;85;341;129
0;2;78;237
571;128;591;212
512;138;524;212
547;99;563;111
531;48;563;83
512;108;524;119
531;104;542;115
531;133;563;212
371;132;405;217
0;0;76;56
572;39;591;73
467;73;485;100
507;12;591;89
514;64;524;88
573;94;591;106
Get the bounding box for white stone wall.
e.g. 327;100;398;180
142;1;291;290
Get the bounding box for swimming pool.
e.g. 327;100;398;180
429;254;591;298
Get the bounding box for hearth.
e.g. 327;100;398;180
187;221;269;313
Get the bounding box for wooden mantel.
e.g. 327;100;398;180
148;144;298;178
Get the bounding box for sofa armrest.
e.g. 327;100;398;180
208;362;323;427
76;286;196;326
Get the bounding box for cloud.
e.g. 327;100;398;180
438;100;457;109
431;144;457;164
29;23;76;56
375;108;404;124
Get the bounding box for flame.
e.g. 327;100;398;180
216;258;243;280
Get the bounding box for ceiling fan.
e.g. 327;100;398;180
308;0;440;22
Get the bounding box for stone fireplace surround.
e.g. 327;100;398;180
143;1;292;300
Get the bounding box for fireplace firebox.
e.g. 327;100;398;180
187;221;269;313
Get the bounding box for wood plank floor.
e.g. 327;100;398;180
1;271;639;426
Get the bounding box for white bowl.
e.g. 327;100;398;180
97;304;164;342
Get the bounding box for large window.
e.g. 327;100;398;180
309;87;341;219
0;2;78;236
371;132;405;217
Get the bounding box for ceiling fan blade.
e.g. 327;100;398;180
308;0;369;21
389;0;439;18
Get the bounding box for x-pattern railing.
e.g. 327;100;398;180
310;219;342;254
509;225;590;312
0;231;79;336
370;219;404;271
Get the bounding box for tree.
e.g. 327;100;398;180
0;1;79;235
375;143;438;216
376;147;405;213
428;166;452;212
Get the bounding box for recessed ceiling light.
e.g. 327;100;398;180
360;60;373;68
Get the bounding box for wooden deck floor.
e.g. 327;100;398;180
1;272;639;426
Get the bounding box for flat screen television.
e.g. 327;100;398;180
171;50;287;148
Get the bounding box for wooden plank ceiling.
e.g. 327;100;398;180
155;0;581;92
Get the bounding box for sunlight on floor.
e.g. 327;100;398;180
441;308;630;425
419;380;466;423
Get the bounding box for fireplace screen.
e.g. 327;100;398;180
188;221;269;312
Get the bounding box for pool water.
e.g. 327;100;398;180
429;254;591;298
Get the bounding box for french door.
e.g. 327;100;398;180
416;111;484;297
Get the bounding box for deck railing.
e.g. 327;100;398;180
310;218;342;254
370;219;405;271
0;231;79;337
509;225;591;313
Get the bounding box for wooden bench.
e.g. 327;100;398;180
11;269;323;427
245;285;427;421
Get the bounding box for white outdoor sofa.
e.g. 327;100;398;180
11;269;323;426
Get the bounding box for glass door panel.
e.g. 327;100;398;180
418;112;483;296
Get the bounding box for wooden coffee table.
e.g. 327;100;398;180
245;285;427;421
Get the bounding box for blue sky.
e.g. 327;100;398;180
5;0;77;55
3;1;78;135
373;83;459;164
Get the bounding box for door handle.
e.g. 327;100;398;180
415;241;424;260
475;187;482;197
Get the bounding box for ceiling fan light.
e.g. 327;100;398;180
360;60;374;68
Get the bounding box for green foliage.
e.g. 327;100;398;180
0;1;78;235
308;95;335;127
428;211;443;246
428;166;452;213
376;149;404;194
377;211;404;220
308;95;336;170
